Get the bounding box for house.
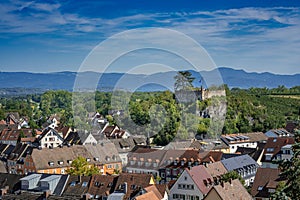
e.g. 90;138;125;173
220;132;267;153
204;179;252;200
31;142;122;175
0;128;36;146
84;141;122;175
19;173;69;195
250;168;284;200
111;137;147;166
221;154;259;186
6;143;34;175
36;127;64;148
87;112;108;128
102;125;130;139
43;115;60;129
108;173;155;200
78;131;97;145
211;140;230;153
159;150;204;184
261;137;295;168
87;174;117;199
235;141;266;165
5;113;20;126
169;165;213;200
126;149;201;180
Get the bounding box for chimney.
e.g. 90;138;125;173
221;181;224;188
0;186;9;196
82;193;91;200
78;175;82;183
123;182;128;194
229;178;232;186
43;190;51;199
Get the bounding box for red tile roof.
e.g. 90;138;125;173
187;165;213;195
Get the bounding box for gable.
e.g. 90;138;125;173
170;170;203;195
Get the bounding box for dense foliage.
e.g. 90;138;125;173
0;85;299;145
272;130;300;200
66;156;99;176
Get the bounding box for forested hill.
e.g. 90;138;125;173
0;68;299;93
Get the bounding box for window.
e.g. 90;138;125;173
70;181;76;186
267;148;274;152
82;182;88;187
258;186;263;191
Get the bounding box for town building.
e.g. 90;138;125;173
221;154;259;186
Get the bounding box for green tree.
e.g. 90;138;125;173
174;71;195;91
272;130;300;200
66;156;99;176
221;171;245;185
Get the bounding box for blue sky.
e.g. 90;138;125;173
0;0;300;74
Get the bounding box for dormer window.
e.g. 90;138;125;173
67;160;72;164
48;161;54;166
86;158;91;162
58;161;64;165
94;157;99;161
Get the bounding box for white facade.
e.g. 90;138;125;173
39;129;63;148
81;133;97;145
228;142;257;153
170;170;202;200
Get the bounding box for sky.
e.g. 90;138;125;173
0;0;300;74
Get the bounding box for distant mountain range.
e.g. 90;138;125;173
0;67;299;95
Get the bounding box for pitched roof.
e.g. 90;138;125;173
221;132;267;145
250;168;283;198
111;137;147;153
114;173;153;200
205;179;252;200
127;149;202;170
0;161;7;173
87;174;117;198
163;140;202;150
31;143;121;170
0;128;35;142
262;137;295;161
0;173;23;193
135;185;163;200
37;127;64;142
265;129;292;137
221;154;258;171
186;165;213;194
63;131;81;145
134;190;160;200
63;175;91;197
201;151;223;163
204;161;228;177
6;112;20;124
